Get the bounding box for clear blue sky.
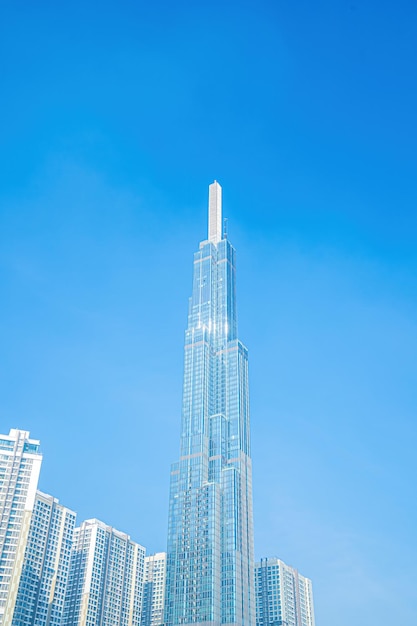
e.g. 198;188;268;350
1;1;416;624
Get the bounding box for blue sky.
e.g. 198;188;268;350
1;1;416;624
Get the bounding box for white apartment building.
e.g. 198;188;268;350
0;429;42;625
255;557;315;626
141;552;166;626
12;491;76;625
63;518;146;626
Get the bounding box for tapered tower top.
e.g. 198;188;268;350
208;180;222;243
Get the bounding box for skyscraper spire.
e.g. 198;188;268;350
208;180;222;242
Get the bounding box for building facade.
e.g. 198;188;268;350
12;491;76;626
165;182;255;626
0;429;42;625
63;518;145;626
141;552;166;626
255;558;315;626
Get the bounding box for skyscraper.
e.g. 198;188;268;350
63;518;145;626
12;491;76;626
165;182;255;626
141;552;167;626
0;429;42;626
255;558;315;626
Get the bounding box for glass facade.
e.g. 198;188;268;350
165;182;255;626
255;558;315;626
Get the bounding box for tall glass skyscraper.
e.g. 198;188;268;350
165;182;255;626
